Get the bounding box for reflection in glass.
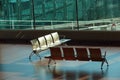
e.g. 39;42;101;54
0;0;120;30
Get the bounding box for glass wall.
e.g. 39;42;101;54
0;0;120;30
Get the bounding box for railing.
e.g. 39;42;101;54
0;18;120;30
0;20;77;30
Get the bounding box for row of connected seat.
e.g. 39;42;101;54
45;47;109;69
29;32;71;60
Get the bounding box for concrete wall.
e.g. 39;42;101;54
0;30;120;46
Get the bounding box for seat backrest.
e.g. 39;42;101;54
30;39;40;51
38;36;47;48
75;48;89;61
89;48;103;61
62;47;76;60
51;32;60;43
44;34;54;46
50;47;63;60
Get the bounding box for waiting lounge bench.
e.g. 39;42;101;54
29;32;71;60
45;47;109;69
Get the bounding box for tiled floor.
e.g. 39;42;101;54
0;44;120;80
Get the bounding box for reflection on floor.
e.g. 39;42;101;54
0;44;120;80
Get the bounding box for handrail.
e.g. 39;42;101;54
0;18;120;30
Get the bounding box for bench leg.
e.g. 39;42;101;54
53;60;56;64
48;59;56;67
29;51;34;60
29;51;41;61
105;58;109;66
101;58;109;69
35;53;41;60
101;61;104;69
48;59;52;67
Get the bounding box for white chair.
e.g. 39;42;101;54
29;39;41;60
44;34;54;47
51;32;61;46
38;36;48;50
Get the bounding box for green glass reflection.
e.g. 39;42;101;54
0;0;119;30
